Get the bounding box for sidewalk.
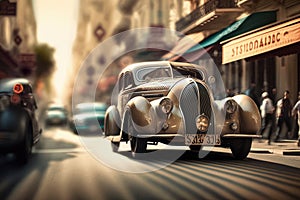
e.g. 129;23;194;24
251;139;300;156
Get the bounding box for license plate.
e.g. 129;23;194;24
185;134;220;145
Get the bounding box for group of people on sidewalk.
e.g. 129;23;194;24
258;90;300;146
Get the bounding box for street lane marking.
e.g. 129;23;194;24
33;148;85;154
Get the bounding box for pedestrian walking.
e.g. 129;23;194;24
275;90;293;141
259;92;275;145
292;93;300;146
268;88;278;133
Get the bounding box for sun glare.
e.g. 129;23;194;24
33;0;79;103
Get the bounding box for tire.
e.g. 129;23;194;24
189;145;201;152
230;138;252;160
15;123;33;165
130;136;147;154
111;141;120;152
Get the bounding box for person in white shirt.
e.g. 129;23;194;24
292;93;300;147
259;92;275;145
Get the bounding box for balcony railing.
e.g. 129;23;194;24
176;0;239;32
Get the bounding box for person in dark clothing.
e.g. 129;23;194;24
274;90;293;141
245;83;260;109
269;88;277;105
269;88;278;134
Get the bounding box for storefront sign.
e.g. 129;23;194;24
0;0;17;16
222;18;300;64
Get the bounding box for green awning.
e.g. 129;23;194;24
186;11;277;53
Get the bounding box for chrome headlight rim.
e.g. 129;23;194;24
159;97;173;114
195;114;209;132
225;99;238;114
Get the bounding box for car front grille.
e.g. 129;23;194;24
197;82;212;120
180;83;199;134
180;82;213;134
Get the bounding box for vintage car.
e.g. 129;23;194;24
0;78;41;164
104;61;261;159
45;103;69;127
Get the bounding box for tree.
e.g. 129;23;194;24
33;43;56;94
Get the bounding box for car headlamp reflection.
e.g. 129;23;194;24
159;98;173;114
196;114;209;132
225;99;238;114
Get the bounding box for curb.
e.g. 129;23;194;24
282;150;300;156
250;148;272;154
250;148;300;156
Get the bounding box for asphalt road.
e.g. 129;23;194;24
1;126;300;200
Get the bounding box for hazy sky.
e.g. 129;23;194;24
32;0;79;100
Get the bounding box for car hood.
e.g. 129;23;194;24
133;78;183;93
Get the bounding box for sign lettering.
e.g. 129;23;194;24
222;18;300;64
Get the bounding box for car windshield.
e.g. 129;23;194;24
136;67;172;82
172;66;204;80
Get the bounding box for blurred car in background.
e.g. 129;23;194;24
45;103;69;127
70;102;107;134
0;78;41;164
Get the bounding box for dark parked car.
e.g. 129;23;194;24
104;61;261;159
45;103;68;126
71;102;107;134
0;78;41;164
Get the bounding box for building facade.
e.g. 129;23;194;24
0;0;37;78
170;0;300;103
72;0;178;103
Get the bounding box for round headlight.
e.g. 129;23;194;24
230;122;238;131
196;114;209;132
159;98;173;114
225;99;238;114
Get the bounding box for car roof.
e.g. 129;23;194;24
119;61;202;75
119;61;171;75
0;78;30;92
118;61;207;83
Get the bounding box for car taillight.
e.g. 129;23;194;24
11;94;21;104
13;83;24;94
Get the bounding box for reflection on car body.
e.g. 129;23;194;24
0;78;41;164
71;102;107;134
105;61;261;159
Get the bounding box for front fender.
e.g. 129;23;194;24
127;96;152;127
104;105;121;137
126;96;156;133
233;94;261;134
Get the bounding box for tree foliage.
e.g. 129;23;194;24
34;43;56;79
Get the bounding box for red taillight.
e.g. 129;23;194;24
13;83;24;94
11;94;21;104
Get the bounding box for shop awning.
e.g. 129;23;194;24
161;32;208;61
185;10;277;54
168;46;214;62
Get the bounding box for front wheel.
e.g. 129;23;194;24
111;141;120;152
15;123;33;165
189;145;201;152
230;138;252;160
130;136;147;155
